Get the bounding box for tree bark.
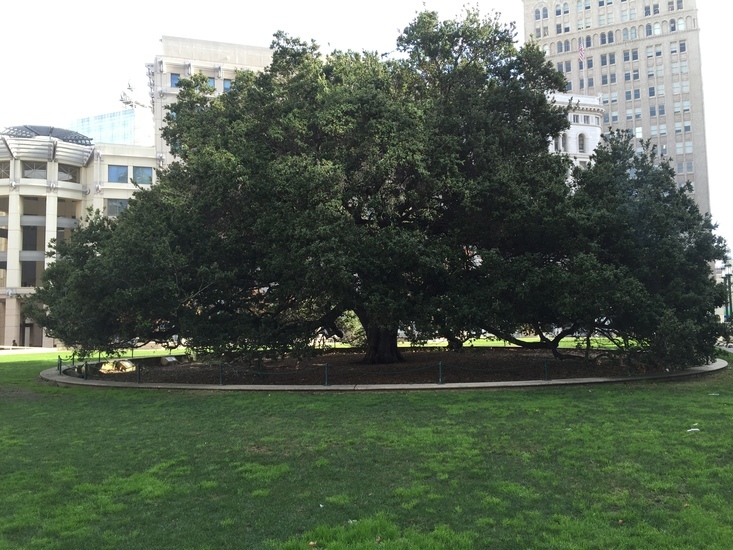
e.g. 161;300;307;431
353;306;404;364
363;326;404;364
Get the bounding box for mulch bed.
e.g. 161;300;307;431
76;347;664;386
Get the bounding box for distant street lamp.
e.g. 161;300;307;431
725;262;733;322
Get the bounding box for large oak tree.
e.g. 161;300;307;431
24;9;726;366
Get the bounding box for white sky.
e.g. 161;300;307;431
1;0;730;249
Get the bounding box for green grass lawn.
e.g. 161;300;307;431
1;352;732;549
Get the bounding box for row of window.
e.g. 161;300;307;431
571;114;602;125
540;15;688;38
535;0;682;19
171;73;233;92
107;165;153;185
6;162;81;183
0;162;153;185
560;40;687;73
552;132;591;154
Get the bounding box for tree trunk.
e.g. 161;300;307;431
363;326;404;364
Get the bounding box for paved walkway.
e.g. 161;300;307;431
38;359;728;392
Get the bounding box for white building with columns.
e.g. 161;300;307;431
551;92;606;166
0;126;157;347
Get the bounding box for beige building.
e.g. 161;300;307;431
0;126;158;347
524;0;710;213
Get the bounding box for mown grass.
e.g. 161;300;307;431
1;351;732;549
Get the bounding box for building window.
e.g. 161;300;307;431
106;199;129;217
22;161;47;180
108;165;129;183
58;164;80;183
207;77;216;88
171;73;181;87
649;86;656;97
677;18;686;31
132;166;153;185
0;161;9;179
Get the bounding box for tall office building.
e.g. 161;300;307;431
523;0;710;214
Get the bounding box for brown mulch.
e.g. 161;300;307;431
77;347;663;386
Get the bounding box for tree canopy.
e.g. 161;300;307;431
24;9;726;367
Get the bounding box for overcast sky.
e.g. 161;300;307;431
2;0;730;249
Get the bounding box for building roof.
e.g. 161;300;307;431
0;125;93;146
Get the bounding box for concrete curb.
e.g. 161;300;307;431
39;359;728;392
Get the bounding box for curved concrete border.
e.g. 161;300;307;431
39;359;728;392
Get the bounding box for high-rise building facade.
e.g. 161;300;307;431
147;36;272;166
523;0;710;214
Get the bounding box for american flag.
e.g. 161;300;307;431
579;42;585;62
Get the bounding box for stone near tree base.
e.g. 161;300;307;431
160;356;178;366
